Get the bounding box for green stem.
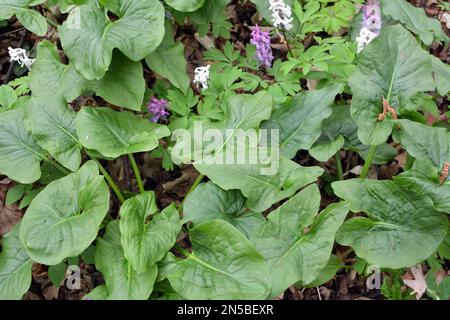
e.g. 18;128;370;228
43;158;70;176
360;145;377;179
173;244;191;258
91;158;125;204
45;17;59;28
177;173;205;213
335;152;344;181
128;154;145;194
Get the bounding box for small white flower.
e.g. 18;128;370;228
356;27;378;53
8;47;35;70
193;65;211;90
269;0;293;31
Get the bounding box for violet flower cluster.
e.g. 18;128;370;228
148;97;169;123
362;0;382;34
250;25;274;68
356;0;382;53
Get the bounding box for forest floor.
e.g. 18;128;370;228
0;0;449;300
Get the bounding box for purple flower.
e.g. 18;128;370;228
250;25;274;68
362;0;382;35
147;97;169;123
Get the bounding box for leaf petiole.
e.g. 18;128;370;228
177;173;205;214
360;145;377;179
91;158;125;204
128;154;145;194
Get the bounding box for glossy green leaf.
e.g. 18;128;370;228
120;194;181;273
145;22;190;95
393;119;449;169
76;107;170;159
381;0;449;45
164;0;206;12
160;220;271;300
0;0;47;36
0;85;17;109
332;179;448;269
431;56;450;96
29;41;145;111
349;25;434;146
25;96;81;172
59;0;165;80
261;84;342;159
309;135;344;162
171;91;273;164
301;254;341;288
0;223;32;300
0;107;46;184
20;161;110;265
395;170;450;214
88;220;158;300
183;182;265;238
251;185;349;297
195;152;323;212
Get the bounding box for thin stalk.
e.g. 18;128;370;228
45;17;59;28
43;158;70;176
128;154;145;194
173;244;191;258
177;173;205;213
334;152;344;181
360;145;377;179
91;158;125;204
282;30;293;56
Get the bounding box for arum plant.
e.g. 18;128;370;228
0;0;449;302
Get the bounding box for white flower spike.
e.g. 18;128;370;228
269;0;293;31
8;47;35;70
356;27;378;53
193;65;211;90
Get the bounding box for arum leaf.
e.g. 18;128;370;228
0;0;47;36
300;254;342;288
251;185;349;297
395;171;450;214
29;41;145;111
0;85;17;109
431;56;450;96
349;25;434;146
160;220;271;300
0;223;32;300
145;22;190;95
261;84;342;159
164;0;206;12
25;96;81;172
76;107;170;159
381;0;449;46
88;220;158;300
195;151;323;212
59;0;165;80
183;181;265;238
171;91;272;164
309;135;344;162
119;193;181;273
311;105;396;164
332;179;448;269
0;108;46;184
172;91;323;212
19;161;110;265
393;119;449;169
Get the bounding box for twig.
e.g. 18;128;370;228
4;29;27;84
0;27;25;38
